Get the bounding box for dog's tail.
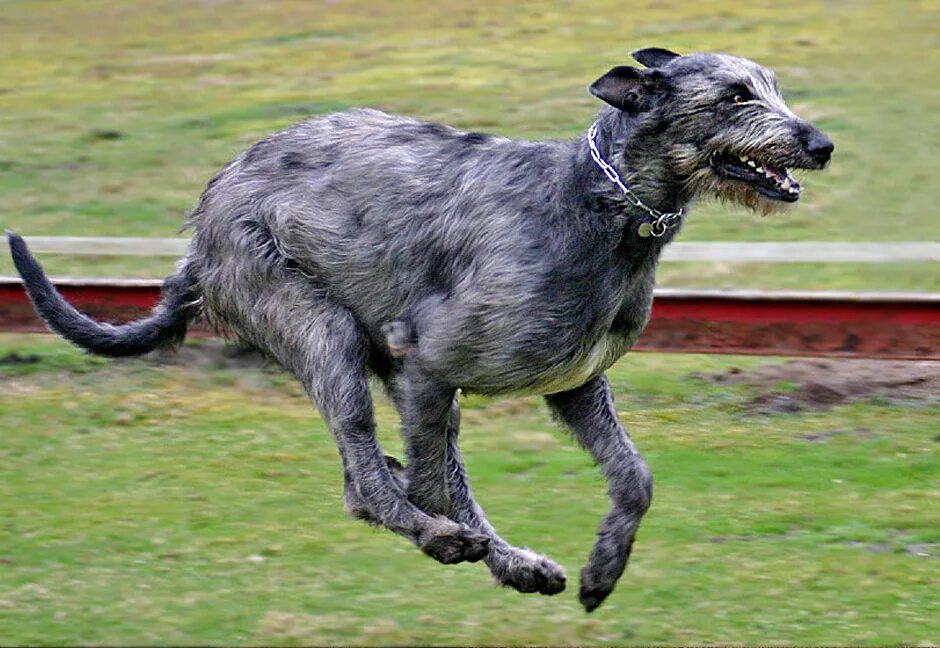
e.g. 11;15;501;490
7;232;201;357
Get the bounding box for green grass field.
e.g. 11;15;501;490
1;1;938;645
1;336;938;645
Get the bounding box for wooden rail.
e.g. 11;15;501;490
13;237;940;263
2;277;938;360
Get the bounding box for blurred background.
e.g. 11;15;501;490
0;1;937;645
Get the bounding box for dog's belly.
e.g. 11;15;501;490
495;332;634;397
530;337;622;394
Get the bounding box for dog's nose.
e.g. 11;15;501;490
804;130;834;165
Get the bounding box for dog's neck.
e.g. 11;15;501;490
572;107;690;244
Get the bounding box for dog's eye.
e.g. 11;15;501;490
730;86;753;105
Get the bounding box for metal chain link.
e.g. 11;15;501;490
587;121;683;238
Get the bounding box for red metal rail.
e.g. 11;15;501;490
637;288;939;359
1;278;938;359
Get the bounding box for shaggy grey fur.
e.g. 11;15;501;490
9;48;832;611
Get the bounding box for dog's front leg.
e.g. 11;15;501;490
546;374;653;612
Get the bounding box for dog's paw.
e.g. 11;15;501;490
578;582;612;613
577;534;636;612
419;523;491;564
489;546;566;595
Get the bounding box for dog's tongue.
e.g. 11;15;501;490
765;164;799;187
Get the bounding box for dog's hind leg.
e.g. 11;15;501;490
546;374;654;612
240;280;489;565
337;451;407;524
390;367;567;595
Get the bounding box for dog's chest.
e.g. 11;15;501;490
523;272;654;395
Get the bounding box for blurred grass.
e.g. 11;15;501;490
1;335;938;645
0;0;937;288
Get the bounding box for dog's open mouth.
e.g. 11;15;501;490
710;152;801;202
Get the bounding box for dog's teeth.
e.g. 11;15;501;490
739;155;749;162
781;178;791;190
747;160;757;168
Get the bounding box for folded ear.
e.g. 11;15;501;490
588;66;654;112
631;47;681;68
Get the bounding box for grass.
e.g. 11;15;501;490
1;335;938;645
0;0;937;289
0;3;938;645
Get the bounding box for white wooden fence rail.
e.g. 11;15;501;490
13;237;940;263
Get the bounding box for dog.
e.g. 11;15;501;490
8;47;833;611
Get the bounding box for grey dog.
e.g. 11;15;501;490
9;47;832;611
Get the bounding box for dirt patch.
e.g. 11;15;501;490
138;340;271;371
0;352;40;366
799;428;884;443
709;530;938;558
695;358;940;414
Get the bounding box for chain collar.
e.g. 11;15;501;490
587;121;683;238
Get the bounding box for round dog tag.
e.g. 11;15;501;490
637;223;652;238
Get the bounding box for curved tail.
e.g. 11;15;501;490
7;232;200;357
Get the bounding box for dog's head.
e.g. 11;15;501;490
589;48;833;213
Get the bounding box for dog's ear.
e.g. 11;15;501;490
588;66;658;112
631;47;681;68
